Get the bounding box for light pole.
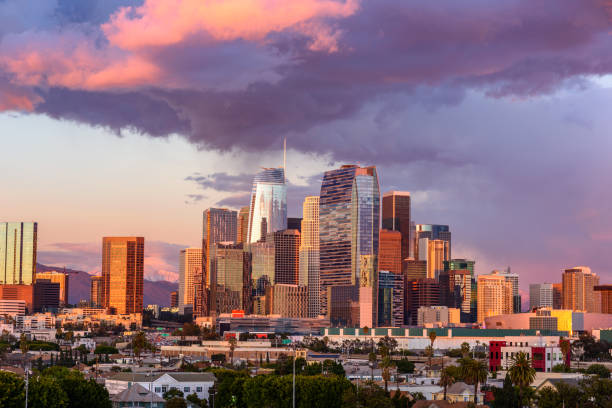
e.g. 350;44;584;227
292;345;296;408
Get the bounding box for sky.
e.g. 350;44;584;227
2;0;612;296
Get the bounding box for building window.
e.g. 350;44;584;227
196;387;202;392
184;387;190;393
162;386;167;393
155;387;161;393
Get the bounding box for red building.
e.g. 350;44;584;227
488;340;506;371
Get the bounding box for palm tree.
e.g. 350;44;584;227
379;346;394;393
560;337;571;370
228;337;237;366
461;358;488;404
508;351;536;407
428;331;437;371
368;351;377;381
461;342;470;358
439;367;456;401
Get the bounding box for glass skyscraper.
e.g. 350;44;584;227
382;191;411;261
0;222;37;285
416;224;451;259
320;165;380;327
247;168;287;243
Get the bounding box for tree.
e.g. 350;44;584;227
586;363;611;378
0;371;25;407
428;331;437;371
380;347;394;393
167;397;188;408
491;374;519;408
186;392;208;408
551;363;570;373
42;366;111;408
163;388;185;400
369;352;377;381
342;381;393;408
460;358;488;404
440;367;456;401
461;342;470;358
560;338;571;369
395;359;415;374
28;375;69;408
508;351;536;407
131;331;152;361
378;336;398;355
228;336;237;366
94;344;118;356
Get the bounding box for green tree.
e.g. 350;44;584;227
586;363;611;378
94;344;118;356
228;336;237;366
508;351;536;407
380;347;394;393
342;381;393;408
491;374;519;408
395;359;415;374
461;342;470;358
186;392;208;408
29;375;69;408
368;352;377;381
167;397;188;408
42;366;112;408
163;388;185;400
551;363;570;373
440;367;456;401
460;357;488;404
131;331;152;360
428;331;437;371
0;371;25;407
377;336;398;354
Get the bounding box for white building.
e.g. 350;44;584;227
105;372;216;401
530;283;553;309
0;299;26;317
16;314;55;329
499;337;565;372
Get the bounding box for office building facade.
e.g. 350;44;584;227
267;229;300;285
36;271;69;306
300;196;320;317
477;273;513;323
378;229;402;275
102;237;144;315
33;279;60;312
406;278;441;325
0;222;37;285
595;285;612;314
179;248;202;314
419;238;449;280
265;284;308;318
415;224;451;260
378;270;404;327
529;283;554;310
563;266;600;312
210;243;249;314
90;276;104;307
445;259;476;321
381;191;411;260
247;168;287;243
237;206;249;244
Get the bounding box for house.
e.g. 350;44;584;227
535;377;582;392
110;383;165;408
413;401;487;408
432;382;484;404
105;372;216;401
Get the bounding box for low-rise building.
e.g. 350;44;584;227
105;372;215;401
489;337;569;372
432;382;484;404
0;299;26;317
110;383;165;408
418;306;460;327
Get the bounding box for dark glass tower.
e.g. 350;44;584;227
382;192;411;261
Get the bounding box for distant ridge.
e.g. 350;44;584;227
36;263;178;307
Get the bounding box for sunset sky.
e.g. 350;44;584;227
2;0;612;294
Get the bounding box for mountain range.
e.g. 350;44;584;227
37;263;178;307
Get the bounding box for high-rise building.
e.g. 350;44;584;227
102;237;144;315
0;284;34;313
490;268;521;313
178;248;202;314
210;242;249;314
406;278;441;325
403;259;427;325
552;283;563;309
379;229;402;275
0;222;37;285
477;273;513;323
287;218;302;232
529;283;553;310
170;291;178;308
247;168;287;243
419;238;449;280
328;285;359;327
300;196;320;317
378;270;404;327
250;240;275;298
237;206;250;244
439;269;471;317
595;285;612;314
265;284;308;318
562;266;600;312
33;279;60;312
381;191;411;260
199;208;237;317
319;165;380;327
415;224;451;260
445;259;476;322
267;230;300;285
90;276;104;307
36;271;69;306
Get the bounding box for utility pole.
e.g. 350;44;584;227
292;344;296;408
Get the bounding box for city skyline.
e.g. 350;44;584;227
3;1;612;299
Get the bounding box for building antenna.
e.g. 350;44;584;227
283;137;287;183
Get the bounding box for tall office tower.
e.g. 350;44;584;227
595;285;612;314
490;268;521;313
381;191;411;260
0;222;37;285
90;276;104;307
418;238;449;280
319;165;380;327
379;230;402;275
170;291;178;308
415;224;451;260
250;240;275;311
178;248;202;314
36;271;69;306
439;269;471;318
406;278;441;325
562;266;600;312
101;237;144;315
210;242;248;314
265;284;308;318
477;273;513;323
300;196;320;317
552;283;563;309
33;279;60;312
200;208;237;317
529;283;553;310
287;218;302;232
247;168;287;243
378;270;404;327
267;230;300;285
237;206;250;244
409;222;416;259
445;259;476;322
403;259;427;280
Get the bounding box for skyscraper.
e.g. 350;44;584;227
381;191;411;260
529;283;553;310
210;242;248;314
439;269;471;317
250;240;275;311
170;291;178;308
477;273;513;323
90;276;103;307
419;238;449;280
247;168;287;243
300;196;320;317
265;284;308;318
102;237;144;315
36;271;69;306
445;259;476;321
0;222;37;285
415;224;451;260
267;229;300;285
379;229;402;275
492;268;521;313
406;278;441;325
237;206;250;244
198;208;237;317
562;266;600;312
178;248;202;314
319;165;380;327
552;283;563;309
595;285;612;314
378;270;404;327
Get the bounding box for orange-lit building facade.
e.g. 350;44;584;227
378;229;402;275
562;266;600;313
102;237;144;314
36;271;69;306
268;229;301;285
0;284;34;313
381;191;411;260
595;285;612;314
90;275;104;307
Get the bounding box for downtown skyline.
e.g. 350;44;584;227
2;0;612;298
